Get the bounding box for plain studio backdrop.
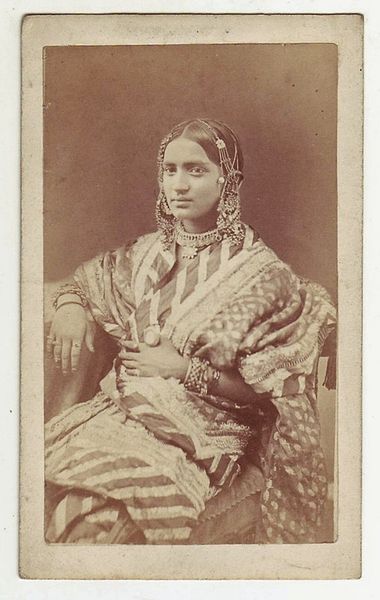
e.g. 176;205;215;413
43;43;337;487
44;43;337;299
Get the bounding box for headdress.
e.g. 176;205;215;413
156;119;245;251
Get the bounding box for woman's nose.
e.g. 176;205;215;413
173;172;190;193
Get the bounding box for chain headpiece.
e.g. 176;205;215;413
196;119;245;246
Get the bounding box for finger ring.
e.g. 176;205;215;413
72;342;81;348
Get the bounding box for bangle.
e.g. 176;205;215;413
208;367;221;395
52;283;88;310
183;358;221;397
56;300;85;311
184;357;210;396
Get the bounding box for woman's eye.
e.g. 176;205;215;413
163;166;176;175
189;167;205;175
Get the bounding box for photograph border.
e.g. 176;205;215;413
20;13;362;580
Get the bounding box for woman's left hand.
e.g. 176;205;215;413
119;336;189;381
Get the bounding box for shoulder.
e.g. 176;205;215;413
74;232;161;281
132;231;161;250
126;231;161;265
242;224;288;271
108;231;160;261
241;224;335;314
239;225;305;301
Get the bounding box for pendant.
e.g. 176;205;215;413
181;245;198;259
143;324;161;347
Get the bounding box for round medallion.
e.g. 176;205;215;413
143;324;161;347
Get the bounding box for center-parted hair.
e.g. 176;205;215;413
163;118;244;174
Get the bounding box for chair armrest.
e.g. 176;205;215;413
44;281;118;422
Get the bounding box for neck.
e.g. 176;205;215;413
181;215;217;234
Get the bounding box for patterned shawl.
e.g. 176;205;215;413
73;224;336;543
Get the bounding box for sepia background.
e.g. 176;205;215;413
43;42;337;494
44;44;337;299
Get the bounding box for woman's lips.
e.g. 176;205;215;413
172;198;192;206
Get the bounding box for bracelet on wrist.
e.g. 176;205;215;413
183;357;221;397
52;283;88;310
208;366;221;395
55;300;86;311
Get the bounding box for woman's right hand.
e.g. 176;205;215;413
46;304;96;374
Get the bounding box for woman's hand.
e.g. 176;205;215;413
119;336;189;381
47;304;96;374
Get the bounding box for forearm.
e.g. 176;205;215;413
179;356;261;406
120;342;265;408
216;368;260;405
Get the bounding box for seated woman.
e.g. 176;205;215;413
45;118;336;545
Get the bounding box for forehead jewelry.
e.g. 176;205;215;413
197;119;241;183
197;120;245;246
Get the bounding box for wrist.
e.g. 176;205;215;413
166;356;189;381
53;283;87;310
183;357;221;396
55;293;85;310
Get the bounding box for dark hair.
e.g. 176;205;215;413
164;118;244;173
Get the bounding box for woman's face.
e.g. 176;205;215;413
162;137;222;232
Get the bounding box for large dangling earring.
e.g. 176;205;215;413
155;188;177;249
216;173;245;245
196;120;245;246
155;133;178;250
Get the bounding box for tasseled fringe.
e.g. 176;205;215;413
322;329;337;390
323;352;336;390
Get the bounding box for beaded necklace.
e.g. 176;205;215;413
174;221;222;259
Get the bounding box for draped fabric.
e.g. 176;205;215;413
45;225;335;544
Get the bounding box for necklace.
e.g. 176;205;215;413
175;222;222;259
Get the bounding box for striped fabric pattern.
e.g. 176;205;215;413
46;224;336;544
46;395;212;543
46;234;257;544
130;233;249;342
